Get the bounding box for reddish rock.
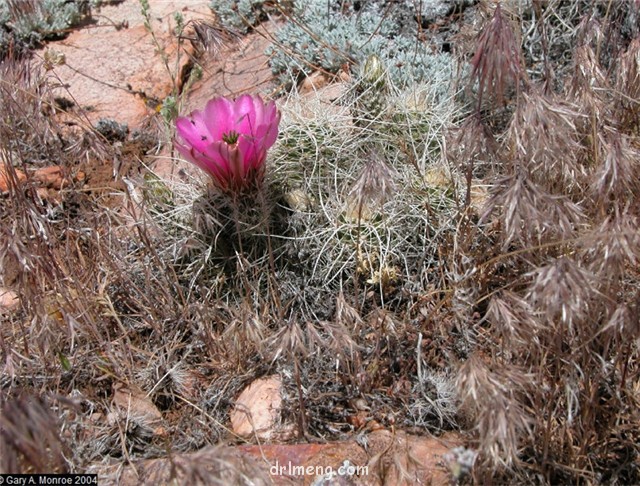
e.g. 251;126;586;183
40;0;212;130
290;430;460;486
231;375;294;441
1;165;84;194
0;289;19;313
299;71;331;94
183;20;279;112
110;382;167;438
0;166;26;192
90;430;463;485
33;166;66;189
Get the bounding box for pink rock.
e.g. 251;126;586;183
230;375;287;441
181;21;279;113
0;289;19;313
40;1;212;130
33;166;66;189
0;166;26;192
111;383;167;438
90;430;464;485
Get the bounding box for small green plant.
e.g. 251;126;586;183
0;0;90;58
138;1;207;131
209;0;282;34
265;0;455;95
210;0;457;95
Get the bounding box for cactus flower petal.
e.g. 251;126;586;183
174;94;280;191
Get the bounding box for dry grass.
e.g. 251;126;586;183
1;1;639;484
450;1;640;483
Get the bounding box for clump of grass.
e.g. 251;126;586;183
0;393;71;473
449;1;640;483
0;49;237;472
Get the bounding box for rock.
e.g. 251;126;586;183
0;289;19;313
1;165;84;195
33;166;66;189
230;375;291;441
299;71;330;94
0;166;26;192
110;383;167;438
39;1;212;131
289;430;461;485
89;430;464;485
182;20;278;111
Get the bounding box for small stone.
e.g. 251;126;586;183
300;71;330;94
0;289;19;313
230;375;283;440
0;166;26;192
33;166;66;189
112;383;167;437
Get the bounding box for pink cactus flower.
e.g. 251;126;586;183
174;94;281;191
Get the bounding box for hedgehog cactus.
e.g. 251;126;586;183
354;54;389;127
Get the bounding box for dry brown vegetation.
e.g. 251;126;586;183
1;1;639;484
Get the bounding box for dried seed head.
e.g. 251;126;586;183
0;394;69;473
614;38;640;130
593;129;640;207
487;290;544;348
505;90;585;191
347;150;396;219
456;355;533;468
599;304;637;337
190;19;240;55
526;256;594;332
449;114;498;174
581;212;640;279
470;3;525;107
482;172;584;249
567;19;609;131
